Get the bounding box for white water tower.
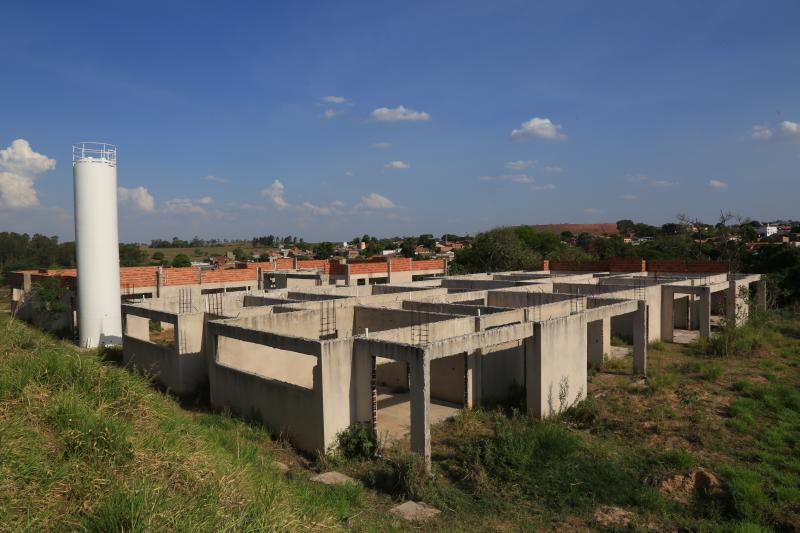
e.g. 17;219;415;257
73;142;122;347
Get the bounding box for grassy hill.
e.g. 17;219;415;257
1;311;798;531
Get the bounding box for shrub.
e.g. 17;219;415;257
171;254;192;268
648;339;666;351
336;423;375;460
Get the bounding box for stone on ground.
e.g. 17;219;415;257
273;461;289;473
310;471;357;485
389;501;441;522
593;505;634;528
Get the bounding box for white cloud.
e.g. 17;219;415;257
118;186;155;212
479;174;534;184
324;108;342;119
261;179;343;215
197;196;214;204
344;170;354;176
203;175;229;184
240;203;266;211
511;117;566;141
0;172;38;208
650;180;679;188
621;194;639;201
751;120;800;142
163;197;208;215
359;193;397;209
782;120;800;135
708;179;728;189
532;184;555;191
261;179;289;209
321;95;348;104
583;207;603;214
372;142;392;150
301;201;341;216
0;139;56;174
505;160;537;170
543;165;563;174
384;160;410;170
370;105;430;122
751;125;774;141
627;174;650;183
0;139;56;209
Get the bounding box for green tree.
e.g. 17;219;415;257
152;251;164;261
232;247;248;261
314;242;335;259
453;227;541;273
616;219;636;236
171;254;192;268
400;238;417;258
119;243;148;267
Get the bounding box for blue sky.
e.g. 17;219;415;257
1;0;798;243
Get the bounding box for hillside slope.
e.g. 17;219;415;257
0;314;394;532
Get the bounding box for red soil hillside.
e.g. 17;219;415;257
531;223;619;236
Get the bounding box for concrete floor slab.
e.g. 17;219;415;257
376;388;461;444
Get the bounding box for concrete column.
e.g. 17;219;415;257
256;267;263;290
524;328;541;418
699;287;711;338
465;349;482;408
633;300;647;376
156;267;163;298
725;280;737;326
587;319;606;369
755;279;767;312
660;286;674;342
353;342;373;424
690;297;700;329
409;349;431;473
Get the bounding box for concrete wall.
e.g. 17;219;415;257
210;358;323;452
527;313;587;418
216;335;317;389
481;341;524;400
431;354;465;404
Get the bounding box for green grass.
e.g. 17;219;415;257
0;313;391;531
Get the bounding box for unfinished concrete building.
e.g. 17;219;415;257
113;259;765;470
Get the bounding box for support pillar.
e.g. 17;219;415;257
465;349;482;408
524;326;542;418
698;287;711;338
725;280;737;326
633;300;647;376
353;341;373;424
587;319;606;369
409;349;431;473
660;286;674;342
755;278;767;312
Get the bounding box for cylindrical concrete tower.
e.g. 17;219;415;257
73;142;122;348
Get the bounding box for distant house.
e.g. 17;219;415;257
755;224;779;237
415;245;431;255
210;251;235;266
